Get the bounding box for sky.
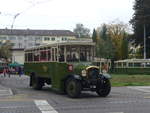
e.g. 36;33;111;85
0;0;135;31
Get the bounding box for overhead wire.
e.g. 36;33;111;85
0;0;52;29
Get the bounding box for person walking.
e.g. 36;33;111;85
18;67;22;77
3;68;7;77
7;67;11;78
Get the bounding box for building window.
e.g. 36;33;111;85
11;43;15;46
0;37;7;40
35;43;40;46
29;43;33;47
51;37;55;41
36;37;42;41
62;37;67;41
18;37;23;40
18;43;22;48
9;37;16;40
44;37;50;41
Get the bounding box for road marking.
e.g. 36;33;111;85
144;96;150;99
0;89;13;96
109;112;124;113
34;100;58;113
128;86;150;93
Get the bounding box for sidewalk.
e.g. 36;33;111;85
0;75;13;96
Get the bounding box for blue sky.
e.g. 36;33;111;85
0;0;134;31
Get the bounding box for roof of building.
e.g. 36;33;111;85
0;29;76;36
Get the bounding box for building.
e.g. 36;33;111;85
0;29;76;64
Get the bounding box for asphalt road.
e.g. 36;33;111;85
0;74;150;113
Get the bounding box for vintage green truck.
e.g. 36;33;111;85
24;42;111;98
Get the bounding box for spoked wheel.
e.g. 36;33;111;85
96;78;111;97
66;78;82;98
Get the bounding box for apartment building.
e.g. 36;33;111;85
0;29;76;64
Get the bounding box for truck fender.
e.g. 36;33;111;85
100;73;112;79
101;73;112;79
65;74;82;81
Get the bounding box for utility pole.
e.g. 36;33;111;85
11;13;20;29
144;23;146;59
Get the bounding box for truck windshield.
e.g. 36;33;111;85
59;45;94;62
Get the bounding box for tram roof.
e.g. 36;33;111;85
25;41;95;51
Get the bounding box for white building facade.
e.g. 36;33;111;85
0;29;76;64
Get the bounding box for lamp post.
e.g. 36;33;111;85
144;23;146;59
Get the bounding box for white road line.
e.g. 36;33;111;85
8;88;13;95
34;100;58;113
109;112;124;113
128;86;150;93
0;89;13;96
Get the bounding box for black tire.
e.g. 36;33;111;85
66;78;82;98
32;75;43;90
96;79;111;97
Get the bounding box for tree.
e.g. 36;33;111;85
96;24;115;59
0;40;12;61
92;29;97;43
107;21;129;60
121;38;129;59
130;0;150;58
73;24;90;38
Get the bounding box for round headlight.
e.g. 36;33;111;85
81;70;86;77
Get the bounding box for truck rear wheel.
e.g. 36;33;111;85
32;75;43;90
96;79;111;97
66;78;81;98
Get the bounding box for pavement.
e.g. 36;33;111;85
0;74;13;96
1;74;150;113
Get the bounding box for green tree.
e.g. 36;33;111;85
107;21;129;60
130;0;150;58
96;24;115;59
0;40;12;61
73;23;90;38
92;29;97;43
121;38;129;59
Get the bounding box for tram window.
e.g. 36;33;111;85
129;63;133;67
52;49;55;61
28;53;33;62
55;48;58;61
40;51;47;61
58;48;64;62
34;51;40;61
134;63;141;67
48;50;51;61
25;53;28;62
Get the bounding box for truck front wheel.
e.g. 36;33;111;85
96;79;111;97
66;78;82;98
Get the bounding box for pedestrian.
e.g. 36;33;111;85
101;63;108;74
3;68;7;77
18;67;22;77
7;67;11;78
